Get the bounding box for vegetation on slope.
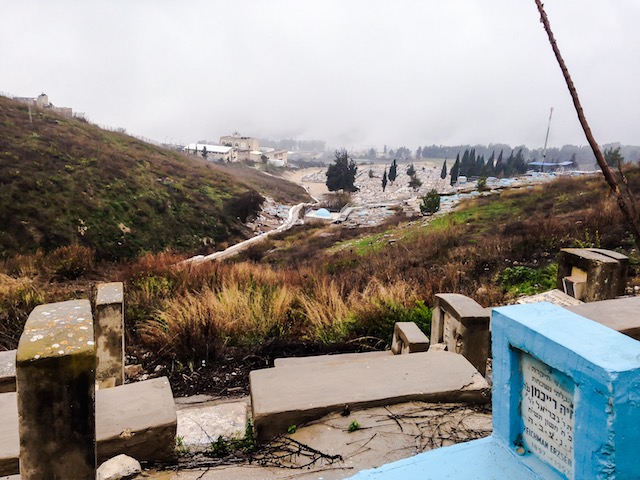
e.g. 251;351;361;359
2;103;640;396
0;95;308;260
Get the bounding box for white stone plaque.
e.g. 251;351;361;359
521;353;575;479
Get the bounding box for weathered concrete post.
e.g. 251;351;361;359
16;299;96;479
431;293;491;376
95;282;125;388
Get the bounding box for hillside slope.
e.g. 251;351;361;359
0;96;308;259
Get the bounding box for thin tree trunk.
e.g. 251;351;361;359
534;0;640;250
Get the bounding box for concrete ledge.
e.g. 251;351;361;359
274;351;390;367
391;322;429;354
0;351;15;394
251;350;489;440
0;377;176;476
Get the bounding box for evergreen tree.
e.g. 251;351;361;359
450;157;460;186
409;175;422;191
406;163;416;177
382;169;388;192
420;189;440;215
495;150;505;177
416;146;423;159
475;154;485;177
460;149;470;176
604;146;624;167
388;159;398;184
440;160;447;179
326;149;358;192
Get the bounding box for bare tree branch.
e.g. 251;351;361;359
534;0;640;250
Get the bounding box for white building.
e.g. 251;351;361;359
185;143;235;162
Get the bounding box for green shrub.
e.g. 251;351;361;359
420;189;440;215
498;264;558;297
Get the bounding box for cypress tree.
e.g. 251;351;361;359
388;159;398;184
450;158;460;186
440;160;447;179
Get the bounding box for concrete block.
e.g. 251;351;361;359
95;376;177;464
390;322;429;354
556;248;628;302
177;402;248;451
95;282;125;388
0;351;15;394
0;377;176;476
16;299;96;479
432;294;490;376
251;350;489;440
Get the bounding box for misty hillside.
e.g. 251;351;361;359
0;96;308;260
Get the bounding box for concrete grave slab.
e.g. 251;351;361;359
0;377;176;476
176;402;248;452
0;351;15;394
251;350;489;440
274;351;390;367
567;295;640;341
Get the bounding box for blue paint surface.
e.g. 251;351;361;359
346;302;640;480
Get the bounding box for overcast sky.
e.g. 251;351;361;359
2;1;639;151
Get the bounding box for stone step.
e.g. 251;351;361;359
0;376;176;476
250;350;490;440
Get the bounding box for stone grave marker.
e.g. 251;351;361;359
348;300;640;479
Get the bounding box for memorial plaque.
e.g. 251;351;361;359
520;352;575;479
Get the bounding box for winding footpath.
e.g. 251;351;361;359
182;202;312;265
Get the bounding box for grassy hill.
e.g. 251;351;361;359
0;96;309;260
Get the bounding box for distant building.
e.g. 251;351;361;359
15;93;74;118
185;143;235;162
258;147;289;166
220;133;259;161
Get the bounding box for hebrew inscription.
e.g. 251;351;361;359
521;353;575;479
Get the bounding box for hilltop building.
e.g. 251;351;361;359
15;93;75;118
219;133;260;162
